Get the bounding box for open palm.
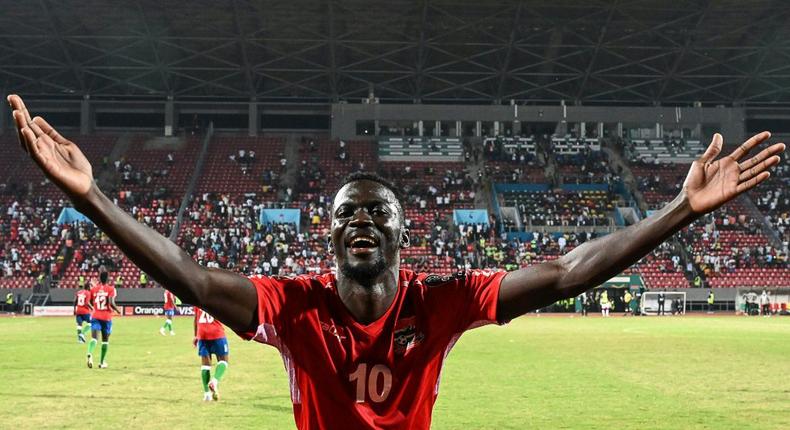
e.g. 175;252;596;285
683;132;784;214
8;95;94;199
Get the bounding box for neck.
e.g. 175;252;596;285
336;266;399;324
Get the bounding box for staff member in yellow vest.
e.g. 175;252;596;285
114;274;123;289
139;272;148;288
600;290;611;317
707;290;715;314
4;293;13;312
623;290;632;316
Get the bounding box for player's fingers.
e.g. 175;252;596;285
21;128;47;165
32;116;67;144
7;94;32;122
26;115;49;139
736;171;770;194
729;131;770;161
698;133;723;163
19;126;37;155
12;111;30;153
738;155;781;182
738;143;785;172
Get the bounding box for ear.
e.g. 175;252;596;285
400;229;410;249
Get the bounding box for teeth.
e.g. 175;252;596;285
350;236;377;247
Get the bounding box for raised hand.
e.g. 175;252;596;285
683;131;784;215
8;94;94;200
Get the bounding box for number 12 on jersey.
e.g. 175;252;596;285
349;363;392;403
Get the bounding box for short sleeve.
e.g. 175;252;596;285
234;275;312;350
460;269;508;330
422;269;507;335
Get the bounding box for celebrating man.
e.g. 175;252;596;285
8;94;784;429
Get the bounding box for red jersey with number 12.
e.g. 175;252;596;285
195;307;226;340
90;283;116;321
75;289;92;315
237;268;507;430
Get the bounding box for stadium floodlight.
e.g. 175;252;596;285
640;291;686;316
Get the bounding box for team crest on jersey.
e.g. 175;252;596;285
394;316;424;354
423;271;465;287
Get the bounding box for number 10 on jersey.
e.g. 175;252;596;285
349;363;392;403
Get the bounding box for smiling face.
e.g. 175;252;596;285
331;179;409;287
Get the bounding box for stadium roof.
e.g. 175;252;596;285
2;0;789;106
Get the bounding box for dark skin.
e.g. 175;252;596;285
7;94;785;329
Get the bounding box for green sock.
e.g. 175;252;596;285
100;342;109;364
163;320;172;331
81;325;91;335
201;366;211;392
214;361;228;382
87;338;97;355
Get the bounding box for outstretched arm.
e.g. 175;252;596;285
497;132;784;322
8;95;257;333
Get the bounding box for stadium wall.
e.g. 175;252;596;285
0;287;188;307
0;287;754;312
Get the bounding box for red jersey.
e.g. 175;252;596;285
238;269;507;430
195;307;226;340
90;283;116;321
74;289;92;315
163;290;176;310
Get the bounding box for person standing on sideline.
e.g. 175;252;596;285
707;290;715;314
4;293;13;313
73;281;93;343
600;290;611;317
630;291;640;316
581;292;590;316
623;290;632;316
760;290;770;317
657;291;666;316
161;290;177;335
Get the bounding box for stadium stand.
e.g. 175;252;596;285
1;130;788;290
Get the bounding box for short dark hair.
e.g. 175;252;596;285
99;271;109;284
335;171;404;221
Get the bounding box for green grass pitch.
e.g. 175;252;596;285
0;315;788;429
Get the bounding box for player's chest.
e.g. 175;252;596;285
293;307;445;374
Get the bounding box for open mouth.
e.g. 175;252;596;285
347;235;379;255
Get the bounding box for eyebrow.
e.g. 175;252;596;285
335;200;390;212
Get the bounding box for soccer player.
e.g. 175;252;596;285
87;271;120;369
160;289;177;336
74;280;93;343
194;307;229;401
10;94;785;429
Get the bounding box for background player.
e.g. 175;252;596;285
160;290;177;336
194;307;229;401
73;281;93;343
87;271;120;369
